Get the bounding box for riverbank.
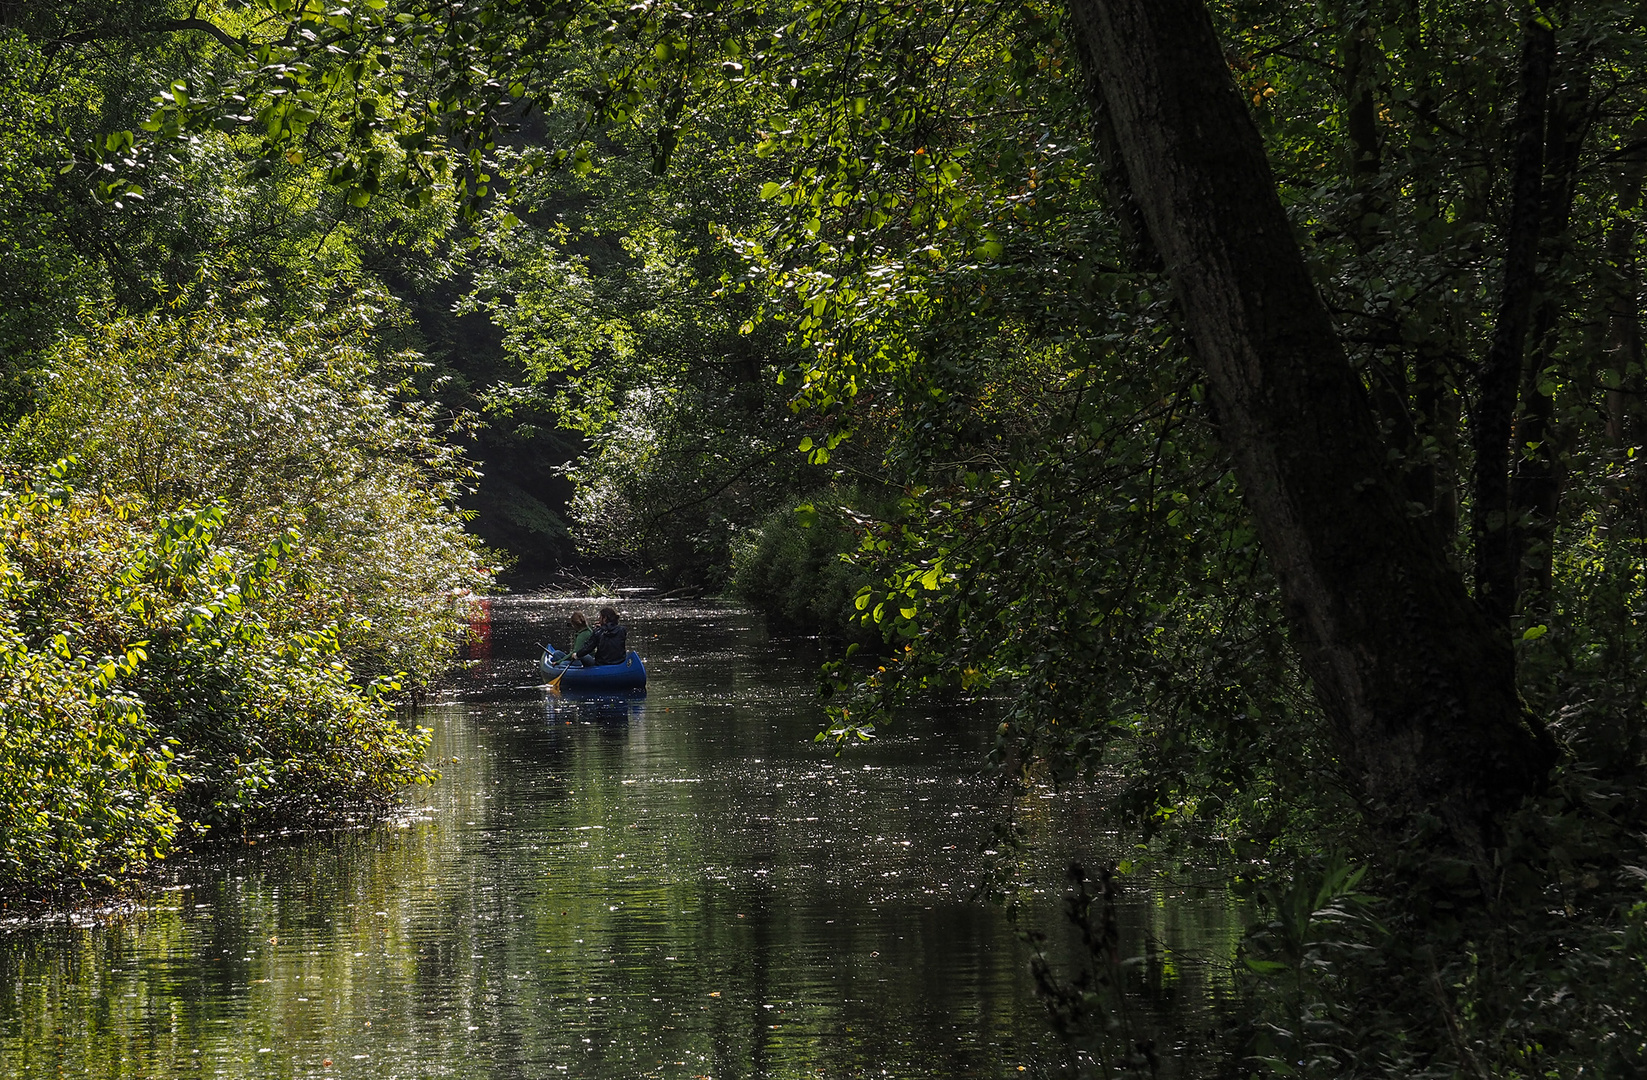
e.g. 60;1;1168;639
0;478;466;906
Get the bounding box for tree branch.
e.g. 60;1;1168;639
53;17;246;55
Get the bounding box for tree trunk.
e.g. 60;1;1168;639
1404;33;1462;543
1063;0;1556;846
1472;16;1555;630
1338;13;1436;527
1603;144;1645;448
1067;24;1161;274
1342;16;1382;187
1599;128;1645;541
1511;53;1593;620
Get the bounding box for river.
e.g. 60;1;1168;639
0;592;1246;1078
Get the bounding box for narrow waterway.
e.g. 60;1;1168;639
0;593;1246;1078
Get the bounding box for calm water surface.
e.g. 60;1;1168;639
0;594;1245;1078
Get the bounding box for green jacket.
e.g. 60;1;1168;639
570;627;594;656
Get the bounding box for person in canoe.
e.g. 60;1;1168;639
577;605;628;665
545;610;595;666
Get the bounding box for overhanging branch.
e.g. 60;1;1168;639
54;17;246;55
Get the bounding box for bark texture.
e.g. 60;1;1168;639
1064;0;1556;841
1474;17;1556;630
1511;53;1593;618
1068;24;1161;273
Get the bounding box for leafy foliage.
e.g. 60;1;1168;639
729;489;879;640
0;473;435;902
0;4;495;903
6;297;491;686
452;68;826;581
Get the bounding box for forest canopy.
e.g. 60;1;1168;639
3;0;1647;1073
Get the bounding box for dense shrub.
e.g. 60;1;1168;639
0;298;481;902
0;474;435;903
564;378;812;586
730;489;879;642
0;491;180;899
6;299;491;685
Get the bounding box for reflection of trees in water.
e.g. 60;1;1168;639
0;599;1250;1077
540;691;645;728
0;822;480;1074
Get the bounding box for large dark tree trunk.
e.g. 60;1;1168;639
1511;53;1593;620
1063;0;1556;847
1474;17;1556;630
1337;12;1434;526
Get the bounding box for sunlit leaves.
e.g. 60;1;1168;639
0;470;435;901
8;298;491;687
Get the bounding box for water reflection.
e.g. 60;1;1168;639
0;594;1246;1078
542;690;647;727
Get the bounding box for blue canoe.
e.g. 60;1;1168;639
540;649;647;691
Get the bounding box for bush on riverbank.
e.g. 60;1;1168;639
729;489;882;643
0;477;437;903
0;485;182;900
6;298;492;686
0;300;482;904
